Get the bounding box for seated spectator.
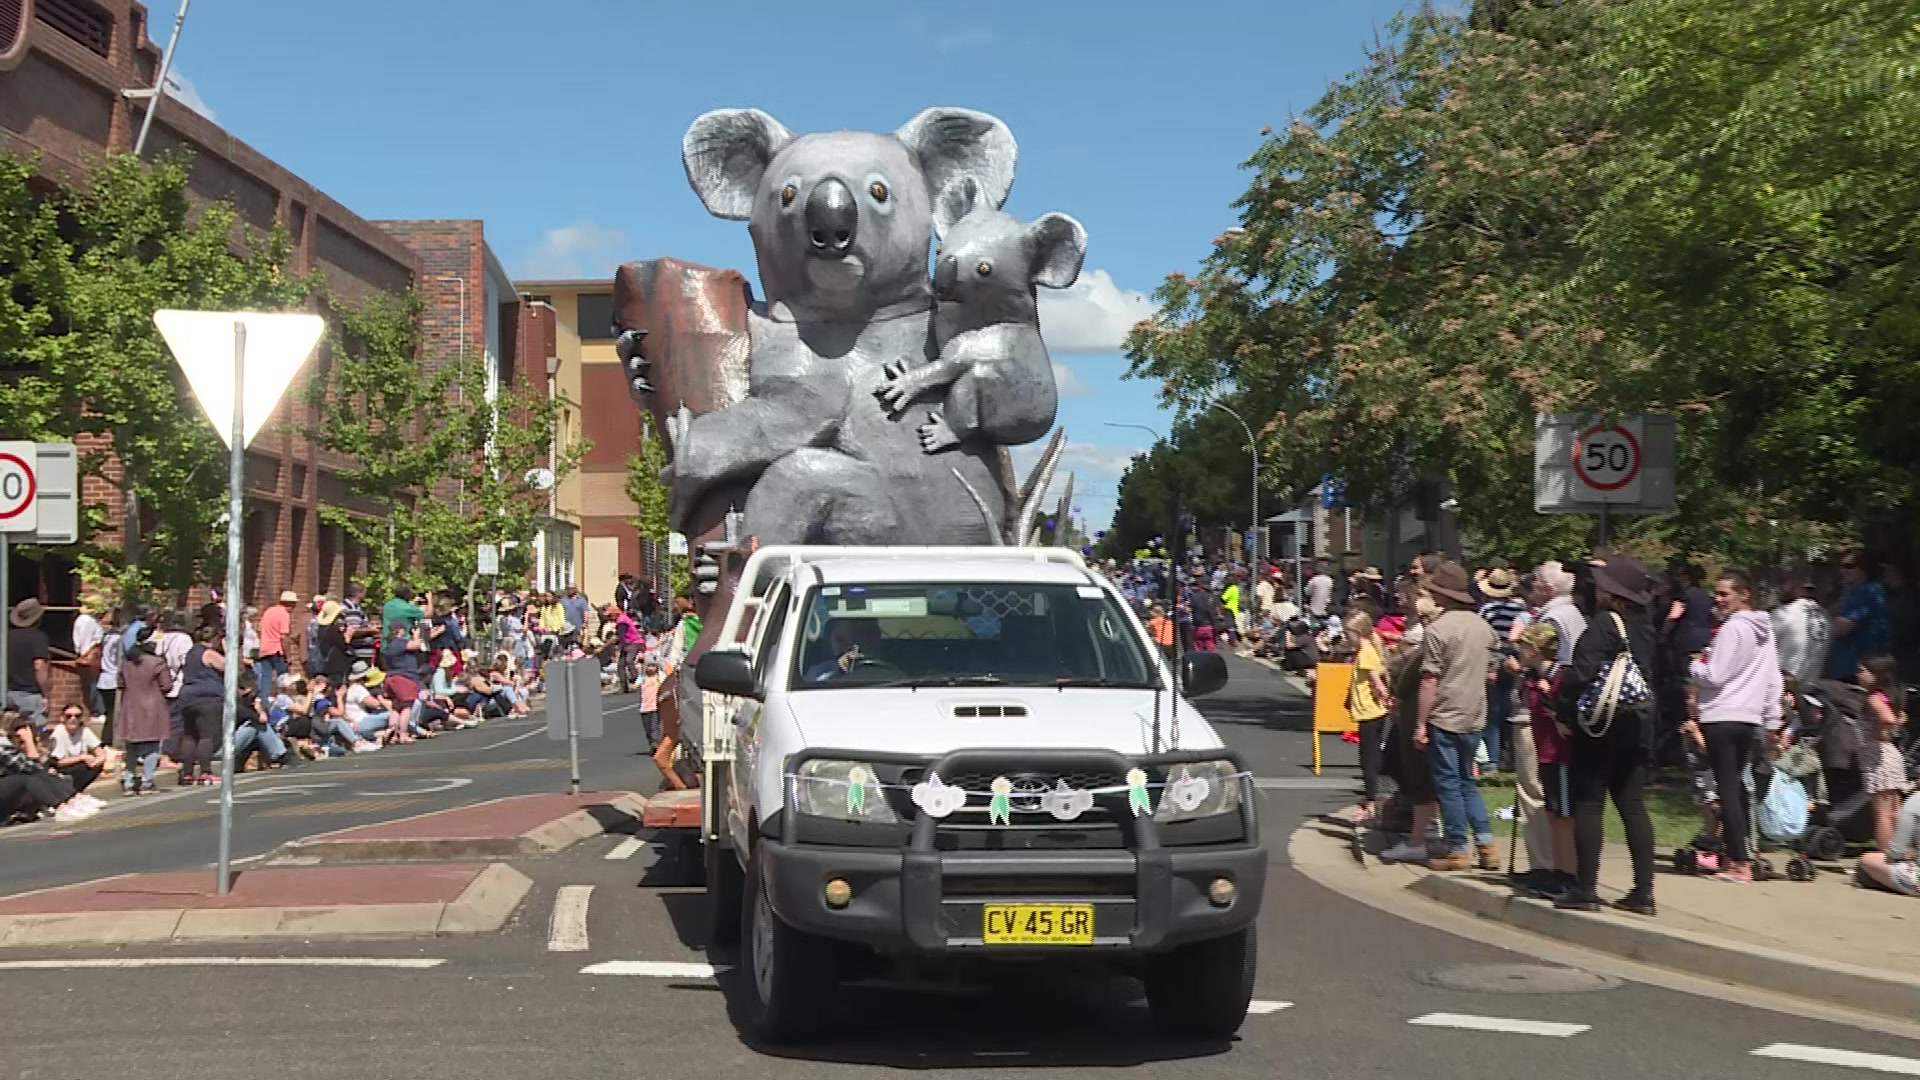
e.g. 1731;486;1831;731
46;704;110;793
304;674;379;755
230;685;299;771
1859;791;1920;896
342;663;398;745
268;675;322;760
462;665;520;718
2;714;98;822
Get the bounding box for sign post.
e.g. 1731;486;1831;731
154;310;324;895
546;656;604;795
0;442;38;708
1534;414;1676;547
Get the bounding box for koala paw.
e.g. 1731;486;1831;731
917;412;961;454
616;328;653;395
876;369;935;416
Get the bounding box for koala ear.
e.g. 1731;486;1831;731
1026;213;1087;290
932;177;982;240
682;109;795;221
895;108;1016;213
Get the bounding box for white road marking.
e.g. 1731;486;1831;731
1247;999;1293;1014
604;836;645;861
578;960;730;978
547;885;594;952
0;957;445;970
1752;1043;1920;1075
355;777;474;797
1407;1013;1589;1038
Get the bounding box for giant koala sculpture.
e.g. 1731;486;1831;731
644;107;1070;547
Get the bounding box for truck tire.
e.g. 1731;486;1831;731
1143;926;1256;1041
740;853;840;1044
705;840;743;946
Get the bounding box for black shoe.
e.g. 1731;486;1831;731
1612;892;1657;917
1554;891;1603;912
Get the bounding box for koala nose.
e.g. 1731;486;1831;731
805;179;857;257
933;255;958;297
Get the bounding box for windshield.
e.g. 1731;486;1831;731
787;581;1160;690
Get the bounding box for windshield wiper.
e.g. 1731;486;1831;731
865;674;1008;689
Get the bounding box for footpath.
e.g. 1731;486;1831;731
1291;811;1920;1027
0;791;646;947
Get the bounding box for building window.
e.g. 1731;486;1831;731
36;0;112;58
576;293;615;341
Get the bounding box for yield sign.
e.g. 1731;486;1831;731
154;310;326;450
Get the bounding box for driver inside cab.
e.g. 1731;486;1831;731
804;619;886;684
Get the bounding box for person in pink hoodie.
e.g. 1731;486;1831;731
1683;570;1782;883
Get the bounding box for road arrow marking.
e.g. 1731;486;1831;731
578;960;729;978
547;885;594;952
1408;1013;1589;1038
1753;1044;1920;1076
604;837;645;861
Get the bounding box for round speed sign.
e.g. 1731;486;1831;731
1572;423;1641;493
0;449;36;521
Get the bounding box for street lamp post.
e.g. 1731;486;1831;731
1208;401;1259;566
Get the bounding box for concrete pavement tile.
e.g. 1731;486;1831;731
437;863;533;934
171;902;447;940
0;909;183;946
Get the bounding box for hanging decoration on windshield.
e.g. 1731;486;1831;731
1126;768;1152;817
911;772;967;818
987;776;1014;824
846;766;876;816
1043;779;1094;821
1163;766;1212;814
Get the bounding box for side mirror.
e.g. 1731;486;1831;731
694;650;760;699
1180;650;1228;698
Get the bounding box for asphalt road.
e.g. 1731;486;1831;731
0;691;656;894
5;656;1920;1079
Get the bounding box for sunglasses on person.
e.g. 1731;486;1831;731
62;709;84;720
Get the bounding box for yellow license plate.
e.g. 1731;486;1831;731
981;904;1095;945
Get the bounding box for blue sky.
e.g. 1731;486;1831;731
157;0;1417;532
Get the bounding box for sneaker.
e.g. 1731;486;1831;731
353;741;381;753
53;803;97;823
76;795;105;811
1378;841;1430;864
1612;892;1657;917
1553;891;1604;912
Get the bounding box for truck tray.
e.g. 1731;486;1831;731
640;787;703;831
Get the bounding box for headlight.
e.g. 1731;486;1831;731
789;759;901;824
1154;760;1244;823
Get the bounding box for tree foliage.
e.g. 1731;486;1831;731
0;151;311;596
304;293;585;598
1124;0;1919;570
625;420;686;598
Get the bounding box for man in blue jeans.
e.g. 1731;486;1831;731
1410;561;1502;872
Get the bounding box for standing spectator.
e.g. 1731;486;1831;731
1683;571;1783;883
382;581;426;635
304;595;326;677
1829;550;1888;682
7;598;52;734
256;590;295;700
97;605;124;746
116;626;172;795
1516;621;1578;897
339;583;379;668
1881;562;1919;680
1556;553;1659;915
1305;559;1335;619
1345;610;1391;824
615;573;645;621
173;625;229;786
1663;562;1716;733
562;585;592;647
1380;593;1442;864
1352;567;1387;616
1477;567;1526;772
71;593;105;723
1412;562;1502;872
1770;570;1831;691
639;659;664;750
310;601;350;687
1857;654;1909;852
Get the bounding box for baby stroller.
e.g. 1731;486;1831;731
1793;680;1883;859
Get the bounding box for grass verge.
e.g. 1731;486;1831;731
1475;772;1702;850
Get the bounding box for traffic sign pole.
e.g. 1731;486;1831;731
216;320;245;896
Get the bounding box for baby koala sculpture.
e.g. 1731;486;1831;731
875;175;1087;453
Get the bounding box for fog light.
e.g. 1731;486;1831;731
823;878;853;908
1207;877;1235;907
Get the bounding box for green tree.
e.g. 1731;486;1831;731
0;151;311;597
625;419;686;597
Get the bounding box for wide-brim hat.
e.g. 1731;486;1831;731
278;590;300;604
1357;566;1383;581
1479;568;1517;598
316;601;342;626
9;598;44;627
1593;553;1653;607
1426;562;1477;606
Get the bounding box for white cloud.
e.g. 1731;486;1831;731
1037;269;1156;353
932;26;993;52
518;223;631;280
1051;362;1091;397
162;72;215;121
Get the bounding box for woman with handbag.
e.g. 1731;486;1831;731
1555;553;1661;915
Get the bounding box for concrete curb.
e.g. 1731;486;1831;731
0;863;532;947
1409;871;1920;1025
272;792;646;864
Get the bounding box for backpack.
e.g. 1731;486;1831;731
1576;612;1653;738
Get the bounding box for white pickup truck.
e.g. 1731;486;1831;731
689;546;1264;1044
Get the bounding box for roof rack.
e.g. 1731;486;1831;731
712;546;1090;651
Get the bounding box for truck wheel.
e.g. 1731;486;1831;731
1143;926;1256;1041
740;854;840;1044
705;840;743;946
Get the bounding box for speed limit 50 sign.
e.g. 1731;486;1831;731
0;442;38;533
1572;421;1642;503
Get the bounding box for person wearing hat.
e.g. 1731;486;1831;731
7;598;53;734
254;589;297;701
1476;567;1527;773
342;660;397;744
1553;552;1660;915
310;601;350;687
1394;561;1503;873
